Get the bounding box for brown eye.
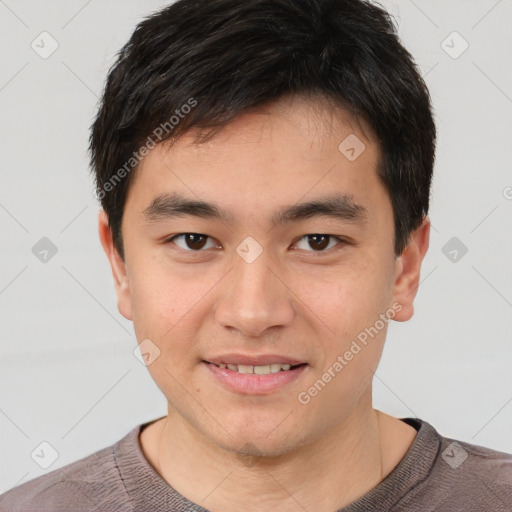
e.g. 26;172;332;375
169;233;217;251
294;234;344;252
307;235;330;251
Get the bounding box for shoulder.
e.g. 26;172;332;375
436;434;512;484
0;430;136;511
403;425;512;511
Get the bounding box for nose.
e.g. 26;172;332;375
213;247;295;339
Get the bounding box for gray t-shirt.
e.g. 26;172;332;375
1;417;511;511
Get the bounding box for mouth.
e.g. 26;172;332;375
202;357;308;394
207;362;306;375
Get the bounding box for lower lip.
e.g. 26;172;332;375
203;362;308;395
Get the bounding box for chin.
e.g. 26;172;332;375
225;434;300;460
206;416;309;460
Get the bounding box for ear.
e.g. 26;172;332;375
98;210;132;320
391;216;430;322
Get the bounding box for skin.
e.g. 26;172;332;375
99;94;430;511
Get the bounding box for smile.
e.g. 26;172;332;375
203;358;308;394
211;362;304;375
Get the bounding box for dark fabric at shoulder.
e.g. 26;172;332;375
393;429;512;512
0;430;135;511
0;418;206;512
338;417;441;512
337;418;512;512
2;418;510;512
113;418;210;511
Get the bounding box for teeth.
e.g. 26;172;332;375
254;365;270;375
216;363;299;374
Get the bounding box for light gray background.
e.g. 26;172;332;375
0;0;511;494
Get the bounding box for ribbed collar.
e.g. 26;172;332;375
114;416;441;511
339;418;441;511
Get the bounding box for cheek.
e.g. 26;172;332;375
128;272;193;384
128;260;220;374
128;269;205;402
296;280;390;425
129;256;202;336
293;254;393;400
297;257;392;340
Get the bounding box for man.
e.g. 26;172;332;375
1;0;511;510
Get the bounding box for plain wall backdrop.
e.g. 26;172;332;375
0;0;511;493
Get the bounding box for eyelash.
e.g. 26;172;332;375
164;233;350;254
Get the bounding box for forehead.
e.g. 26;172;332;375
125;94;388;227
173;95;374;160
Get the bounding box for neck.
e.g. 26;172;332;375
141;395;408;512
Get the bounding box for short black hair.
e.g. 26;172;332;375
89;0;436;259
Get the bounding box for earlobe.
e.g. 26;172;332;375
97;210;133;320
390;216;430;322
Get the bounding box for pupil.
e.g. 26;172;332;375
187;234;206;250
309;234;329;251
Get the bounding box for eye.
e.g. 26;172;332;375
168;233;219;251
166;233;348;253
293;234;346;252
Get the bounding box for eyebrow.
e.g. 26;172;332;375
143;192;368;226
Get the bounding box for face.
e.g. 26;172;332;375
100;94;429;457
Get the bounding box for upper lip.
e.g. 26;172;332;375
205;354;306;366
